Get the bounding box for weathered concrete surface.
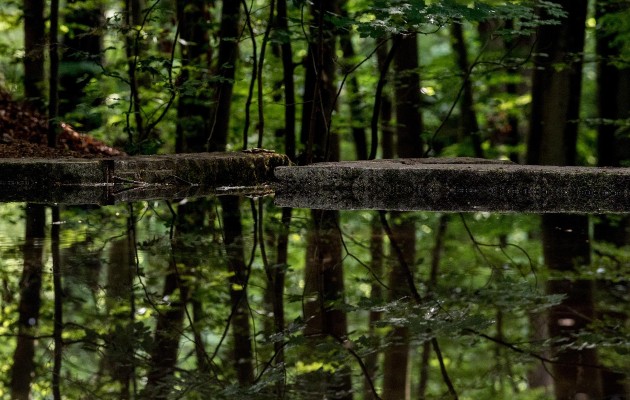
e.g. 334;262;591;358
274;158;630;213
0;152;288;204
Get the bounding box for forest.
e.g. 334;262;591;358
0;0;629;399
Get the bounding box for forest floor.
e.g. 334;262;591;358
0;90;125;158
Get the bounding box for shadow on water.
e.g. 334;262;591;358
0;193;627;399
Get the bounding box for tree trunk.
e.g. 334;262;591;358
175;0;212;153
144;259;189;399
299;0;338;163
48;0;59;148
364;216;384;400
376;39;395;159
393;33;423;158
382;31;424;400
208;0;241;152
450;23;483;158
527;0;587;167
337;0;367;160
124;0;145;143
527;3;602;398
382;212;415;400
10;204;46;400
303;209;351;399
23;0;46;111
59;0;103;130
276;0;296;160
542;215;602;399
220;196;255;385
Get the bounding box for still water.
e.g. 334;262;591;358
0;199;627;399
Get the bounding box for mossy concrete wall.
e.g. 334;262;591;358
274;158;630;213
0;152;288;204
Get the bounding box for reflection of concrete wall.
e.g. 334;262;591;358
275;158;630;213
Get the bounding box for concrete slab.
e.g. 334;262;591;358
273;158;630;213
0;152;288;204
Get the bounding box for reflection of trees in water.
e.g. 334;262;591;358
1;202;629;398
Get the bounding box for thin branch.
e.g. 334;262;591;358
51;206;62;400
241;0;257;150
257;0;276;148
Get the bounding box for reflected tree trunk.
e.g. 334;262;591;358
11;204;46;400
51;207;62;400
104;236;135;398
220;196;254;385
382;212;415;400
364;216;384;400
144;258;190;399
303;209;351;399
542;215;602;399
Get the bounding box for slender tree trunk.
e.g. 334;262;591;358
276;0;296;160
125;0;145;143
208;0;241;152
376;39;394;159
11;204;46;400
364;216;384;400
450;23;483;158
23;0;45;111
48;0;59;147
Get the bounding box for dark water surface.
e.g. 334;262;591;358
0;199;627;399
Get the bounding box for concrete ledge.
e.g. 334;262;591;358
273;158;630;213
0;152;288;204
